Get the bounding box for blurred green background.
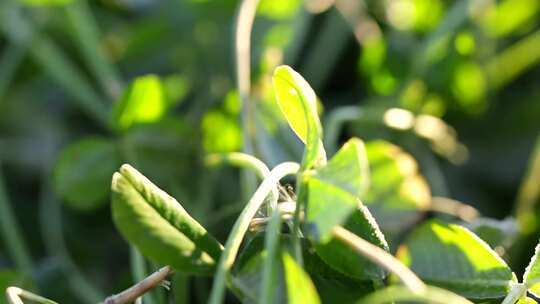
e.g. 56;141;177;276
0;0;539;303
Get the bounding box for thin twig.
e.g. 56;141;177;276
208;162;300;304
102;266;173;304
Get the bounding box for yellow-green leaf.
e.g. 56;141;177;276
272;65;325;169
398;220;517;300
282;253;321;304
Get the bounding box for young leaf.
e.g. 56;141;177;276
272;65;326;169
53;137;120;211
398;220;517;299
111;164;223;274
282;253;321;304
112;75;167;131
523;241;540;295
305;138;370;241
315;203;389;281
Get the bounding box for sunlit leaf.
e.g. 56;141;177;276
272;65;326;169
112;74;167;131
517;297;537;304
357;285;473;304
523;241;540;295
111;164;223;274
398;220;517;299
306;138;371;241
282;253;321;304
0;270;34;304
53;137;120;211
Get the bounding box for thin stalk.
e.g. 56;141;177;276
261;210;282;304
501;283;527;304
323;106;363;154
171;273;189;304
65;0;123;99
205;152;278;212
0;166;33;278
205;152;270;179
130;247;156;304
332;226;426;293
208;162;300;304
103;266;173;304
290;175;305;265
0;43;26;101
514;134;540;234
39;188;105;304
6;287;57;304
234;0;260;201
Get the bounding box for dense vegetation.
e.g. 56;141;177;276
0;0;539;303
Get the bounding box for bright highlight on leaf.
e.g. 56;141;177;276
306;138;371;241
111;164;223;274
398;220;517;300
112;75;167;131
272;65;326;168
18;0;71;6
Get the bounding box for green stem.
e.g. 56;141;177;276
65;0;123;100
130;247;156;304
290;174;305;265
205;152;278;213
261;209;282;304
234;0;261;202
6;287;58;304
501;283;527;304
39;188;105;304
0;166;33;278
514;135;540;234
208;162;300;304
332;226;426;293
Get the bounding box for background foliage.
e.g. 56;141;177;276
0;0;539;303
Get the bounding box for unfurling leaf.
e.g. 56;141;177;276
398;220;517;300
111;164;223;274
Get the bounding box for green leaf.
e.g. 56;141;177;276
362;141;431;240
272;65;326;169
315;203;389;281
53;137;120;211
0;270;33;304
305;138;370;241
111;164;223;274
357;285;473;304
523;240;540;295
282;252;321;304
18;0;71;6
112;75;167;131
398;220;517;299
